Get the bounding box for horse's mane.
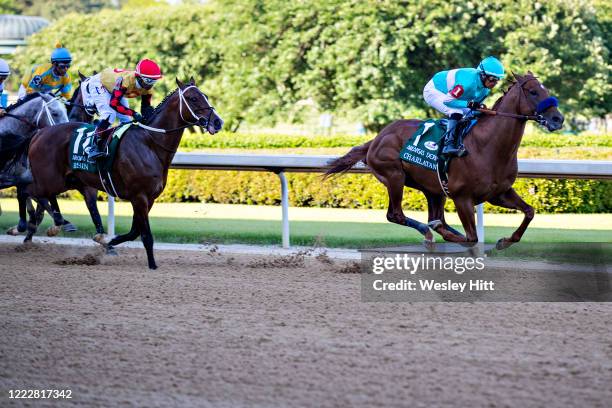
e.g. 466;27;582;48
145;87;178;124
490;73;536;111
66;82;82;115
6;92;44;112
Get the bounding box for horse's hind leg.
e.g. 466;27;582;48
49;196;77;232
426;193;466;242
374;168;433;245
488;188;534;250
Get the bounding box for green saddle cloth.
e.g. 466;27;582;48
69;123;131;173
399;119;446;171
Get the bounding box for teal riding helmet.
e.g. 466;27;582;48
51;43;72;63
477;56;505;79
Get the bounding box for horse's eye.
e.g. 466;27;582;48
190;96;197;102
529;90;538;96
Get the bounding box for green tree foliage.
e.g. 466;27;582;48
10;0;610;131
10;0;117;20
0;0;19;14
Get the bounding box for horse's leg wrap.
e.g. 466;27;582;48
406;218;430;236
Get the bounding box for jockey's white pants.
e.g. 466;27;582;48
423;79;469;117
81;74;131;124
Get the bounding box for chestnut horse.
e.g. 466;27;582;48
27;78;223;269
326;72;564;248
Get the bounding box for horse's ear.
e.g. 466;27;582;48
189;76;196;85
176;78;185;88
93;70;97;75
78;71;87;80
527;70;534;77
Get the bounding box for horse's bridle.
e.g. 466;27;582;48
35;96;64;127
178;85;216;128
135;85;218;134
2;95;64;129
478;77;559;127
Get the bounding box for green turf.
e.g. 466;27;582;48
1;210;609;248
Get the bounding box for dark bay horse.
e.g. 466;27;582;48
326;72;564;248
28;78;223;269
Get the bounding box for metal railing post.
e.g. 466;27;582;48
108;196;115;237
476;203;484;243
277;172;290;248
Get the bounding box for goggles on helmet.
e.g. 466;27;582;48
138;76;158;87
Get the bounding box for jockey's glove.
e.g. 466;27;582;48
132;112;143;122
0;108;6;117
467;101;486;110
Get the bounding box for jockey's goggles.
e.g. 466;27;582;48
484;75;500;83
0;75;7;81
55;62;71;69
138;76;158;87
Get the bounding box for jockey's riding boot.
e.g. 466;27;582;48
441;114;462;156
87;119;110;163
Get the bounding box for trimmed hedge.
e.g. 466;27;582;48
180;132;612;150
157;170;612;214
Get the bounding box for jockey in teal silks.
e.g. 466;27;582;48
423;56;506;157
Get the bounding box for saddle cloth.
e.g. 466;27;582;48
400;118;477;171
69;123;131;173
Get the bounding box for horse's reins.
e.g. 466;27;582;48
1;95;64;129
94;85;217;154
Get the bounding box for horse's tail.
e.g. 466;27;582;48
324;140;372;178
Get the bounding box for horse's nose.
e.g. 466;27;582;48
213;118;223;131
551;114;564;125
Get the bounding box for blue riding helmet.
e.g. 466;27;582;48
51;43;72;63
477;56;505;79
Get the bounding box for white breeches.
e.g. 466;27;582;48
423;79;469;117
81;74;131;124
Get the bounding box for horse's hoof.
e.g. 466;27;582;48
46;225;61;237
106;246;118;256
6;227;21;236
149;263;158;270
93;233;107;244
62;223;78;233
496;238;514;250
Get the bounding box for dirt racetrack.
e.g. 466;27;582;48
1;242;611;407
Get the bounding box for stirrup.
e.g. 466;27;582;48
87;149;106;163
441;145;460;156
456;145;469;157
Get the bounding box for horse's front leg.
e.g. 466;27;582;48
487;187;534;250
454;197;479;245
426;193;466;242
6;185;29;235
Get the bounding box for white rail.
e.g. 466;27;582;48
107;155;612;247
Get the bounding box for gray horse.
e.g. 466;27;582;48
0;92;75;236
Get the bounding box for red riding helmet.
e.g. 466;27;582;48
135;59;163;79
